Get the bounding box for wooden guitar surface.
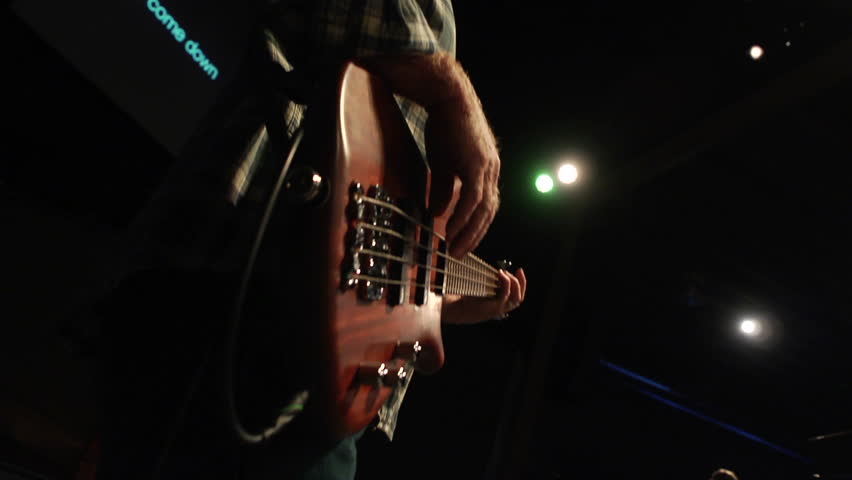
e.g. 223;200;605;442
294;62;453;441
329;62;448;438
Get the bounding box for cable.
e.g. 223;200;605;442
148;126;304;479
223;128;307;445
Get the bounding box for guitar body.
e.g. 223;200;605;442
318;62;449;438
247;62;455;442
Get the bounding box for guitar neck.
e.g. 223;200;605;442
442;252;500;298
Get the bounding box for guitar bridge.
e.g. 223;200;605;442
342;183;408;302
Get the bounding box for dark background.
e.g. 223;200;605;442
2;1;851;479
359;2;852;479
11;0;256;156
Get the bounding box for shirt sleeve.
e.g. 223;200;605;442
309;0;456;58
313;0;456;160
267;0;456;159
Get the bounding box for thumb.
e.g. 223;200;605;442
429;170;454;217
445;296;501;325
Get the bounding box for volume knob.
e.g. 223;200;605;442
284;165;327;204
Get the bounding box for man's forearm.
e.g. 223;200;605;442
355;52;480;112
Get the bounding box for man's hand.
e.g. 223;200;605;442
355;53;501;258
425;95;501;259
441;268;527;325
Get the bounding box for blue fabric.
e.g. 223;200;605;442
296;430;365;480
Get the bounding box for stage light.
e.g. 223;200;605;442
750;45;764;60
535;173;554;193
557;163;579;184
739;318;762;337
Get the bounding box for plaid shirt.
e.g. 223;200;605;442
267;0;455;156
249;0;457;440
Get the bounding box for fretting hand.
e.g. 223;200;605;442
441;268;527;325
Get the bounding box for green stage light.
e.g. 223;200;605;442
535;173;554;193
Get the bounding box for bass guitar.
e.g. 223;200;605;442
230;60;504;445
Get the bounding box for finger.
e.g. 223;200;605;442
448;181;498;258
445;168;485;243
429;170;455;217
447;297;500;325
473;170;500;247
474;160;500;248
467;185;499;255
517;268;527;299
499;270;511;302
448;198;492;258
508;272;522;307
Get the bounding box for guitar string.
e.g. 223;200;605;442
354;193;508;295
355;196;502;278
357;195;501;276
355;247;500;289
355;215;500;281
348;274;498;297
355;222;499;281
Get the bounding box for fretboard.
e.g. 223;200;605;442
443;252;499;298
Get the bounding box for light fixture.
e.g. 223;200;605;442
739;318;763;338
535;173;554;193
557;163;579;184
